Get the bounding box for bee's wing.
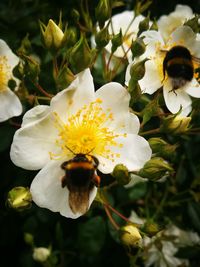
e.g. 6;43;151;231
192;55;200;64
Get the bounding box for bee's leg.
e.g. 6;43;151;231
92;174;101;187
61;175;67;188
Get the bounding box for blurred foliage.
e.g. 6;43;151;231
1;0;200;267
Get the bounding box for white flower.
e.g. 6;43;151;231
33;247;50;262
143;224;200;267
126;26;200;116
0;40;22;122
158;4;194;41
105;10;145;59
10;68;152;219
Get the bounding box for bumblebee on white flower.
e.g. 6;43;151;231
126;26;200;116
0;40;22;122
10;68;152;219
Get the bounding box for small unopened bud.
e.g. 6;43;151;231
138;15;150;36
24;233;34;246
130;59;148;81
33;247;50;263
69;34;96;73
55;65;75;90
131;37;146;59
63;27;77;48
112;164;131;185
148;137;177;159
95;0;111;28
161;115;191;134
95;25;110;49
71;9;80;24
138;157;174;181
7;186;32;211
120;224;142;247
128;79;142;104
40;19;64;51
111;30;122;53
142;222;161;237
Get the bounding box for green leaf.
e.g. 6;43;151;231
128;182;147;201
187;201;200;232
78;216;106;254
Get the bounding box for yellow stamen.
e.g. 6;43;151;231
51;99;126;161
0;56;11;92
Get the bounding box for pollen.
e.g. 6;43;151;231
52;98;126;161
0;56;11;92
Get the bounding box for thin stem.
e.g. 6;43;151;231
139;128;160;136
104;205;120;230
104;202;133;224
33;82;53;98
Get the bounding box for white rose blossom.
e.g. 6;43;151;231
126;26;200;116
105;10;145;59
0;39;22;122
10;68;152;219
157;4;194;41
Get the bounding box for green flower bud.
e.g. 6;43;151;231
150;19;158;31
142;222;161;237
112;164;131;185
24;233;34;246
40;19;64;51
111;30;122;53
71;9;80;24
62;27;77;48
95;0;111;28
69;34;96;73
161;115;191;134
131;37;146;59
138;15;150;36
17;34;32;55
120;224;142;247
33;247;51;263
130;58;148;81
138;157;174;181
7;186;32;211
95;25;110;49
55;65;75;90
23;55;40;81
148;137;178;159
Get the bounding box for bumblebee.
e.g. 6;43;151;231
163;45;200;91
61;153;100;215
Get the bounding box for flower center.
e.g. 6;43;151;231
51;98;125;161
0;56;11;92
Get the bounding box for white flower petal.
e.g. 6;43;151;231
139;60;162;94
0;39;19;68
30;160;97;219
163;79;192;114
97;134;152;174
10;112;59;170
0;89;22;122
50;69;95;121
185;79;200;98
22;105;50;127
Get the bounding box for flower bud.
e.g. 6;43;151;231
24;233;34;246
111;30;122;53
112;164;131;185
138;15;150;36
55;65;75;90
148;137;178;159
62;27;77;48
161;115;191;134
131;37;146;59
71;9;80;24
33;247;50;263
128;79;142;104
7;186;32;211
69;34;96;73
120;224;142;247
40;19;64;51
95;0;111;28
130;59;148;81
95;25;110;49
142;222;161;237
138;157;174;181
